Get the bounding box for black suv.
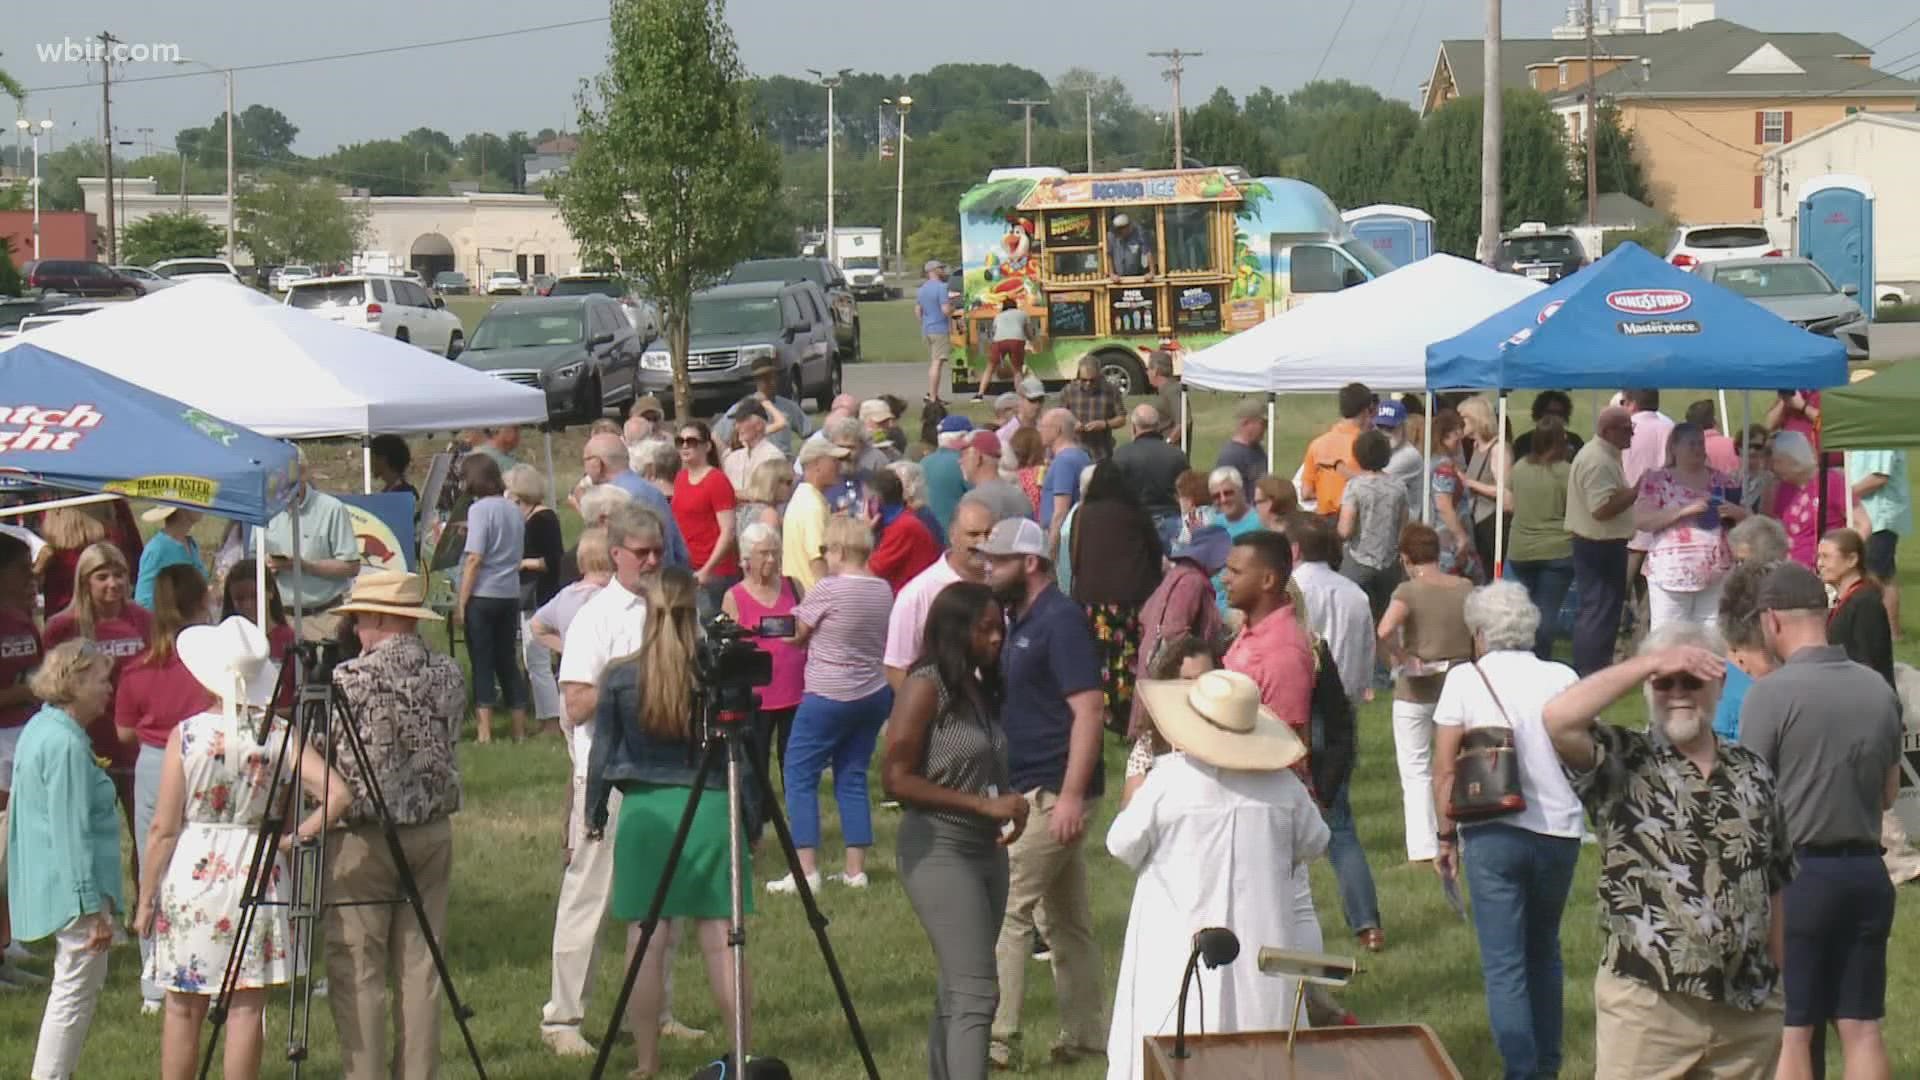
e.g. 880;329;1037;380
726;257;860;362
638;280;842;411
22;260;146;298
457;295;646;425
1493;229;1589;284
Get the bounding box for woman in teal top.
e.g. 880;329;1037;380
9;639;124;1080
134;505;203;610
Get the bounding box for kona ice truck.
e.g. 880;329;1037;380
830;227;889;300
949;167;1392;394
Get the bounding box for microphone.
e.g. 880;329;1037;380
1172;927;1240;1059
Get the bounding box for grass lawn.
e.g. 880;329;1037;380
7;391;1917;1077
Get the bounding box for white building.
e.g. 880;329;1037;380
1761;112;1920;289
80;177;583;281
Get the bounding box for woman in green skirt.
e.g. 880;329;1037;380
586;567;754;1077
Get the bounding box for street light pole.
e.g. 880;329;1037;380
16;119;51;258
894;95;912;271
807;68;848;263
179;58;237;261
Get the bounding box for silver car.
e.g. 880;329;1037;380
1694;257;1870;361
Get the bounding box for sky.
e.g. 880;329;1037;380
4;0;1913;159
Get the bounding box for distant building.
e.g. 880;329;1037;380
1762;111;1920;287
1421;11;1920;225
522;133;579;188
0;209;100;263
78;177;581;280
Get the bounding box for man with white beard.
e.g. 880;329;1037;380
1543;624;1794;1080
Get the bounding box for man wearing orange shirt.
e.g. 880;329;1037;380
1300;383;1376;518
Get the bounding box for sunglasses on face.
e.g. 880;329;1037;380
1211;491;1235;502
675;436;706;448
1650;674;1704;692
617;544;663;560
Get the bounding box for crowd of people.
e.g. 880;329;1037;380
0;361;1914;1080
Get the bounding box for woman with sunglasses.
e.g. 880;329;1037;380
670;421;739;618
1206;466;1263;615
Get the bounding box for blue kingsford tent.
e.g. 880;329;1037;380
1424;242;1848;391
0;342;298;525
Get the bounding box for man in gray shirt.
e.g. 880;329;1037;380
1739;561;1903;1078
960;431;1034;522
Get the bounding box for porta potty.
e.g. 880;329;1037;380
1341;204;1435;270
1797;175;1875;320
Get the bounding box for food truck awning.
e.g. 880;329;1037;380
1016;168;1244;211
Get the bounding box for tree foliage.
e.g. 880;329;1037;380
904;216;960;271
234;172;366;266
176;104;300;169
1183;88;1279;173
0;235;21;297
1569;104;1650;206
1391;90;1572;256
120;211;224;266
555;0;781;417
1301;101;1419;209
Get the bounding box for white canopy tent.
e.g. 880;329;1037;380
2;279;549;489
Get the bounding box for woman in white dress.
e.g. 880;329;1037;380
132;617;351;1080
1105;669;1330;1080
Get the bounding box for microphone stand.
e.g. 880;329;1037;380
1171;943;1207;1060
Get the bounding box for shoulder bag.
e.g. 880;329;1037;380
1447;662;1528;822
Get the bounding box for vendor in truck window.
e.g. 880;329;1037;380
1108;213;1152;276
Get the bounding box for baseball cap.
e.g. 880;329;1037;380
1757;561;1829;613
1232;399;1266;423
797;440;853;466
858;399;895;424
749;354;779;377
993;391;1021;413
976;517;1049;559
634;394;665;419
1018;375;1046;401
1374;400;1407;429
964;431;1002;458
937;415;974;435
1113;213;1130;227
924;259;946;273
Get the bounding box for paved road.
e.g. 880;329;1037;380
843;361;934;403
1872;323;1920;361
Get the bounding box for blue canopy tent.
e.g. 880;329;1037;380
1423;243;1849;568
0;342;298;525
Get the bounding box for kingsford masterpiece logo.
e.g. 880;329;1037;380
0;403;102;454
1606;288;1692;316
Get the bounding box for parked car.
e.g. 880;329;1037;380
1664;224;1780;269
433;270;472;295
269;265;317;292
638;280;841;412
1694;256;1870;361
112;265;177;291
152;258;245;285
457;295;644;425
21;260;146;298
485;269;526;295
0;293;77;338
282;273;467;357
547;272;662;342
726;256;861;362
14;302;114;335
1493;225;1588;284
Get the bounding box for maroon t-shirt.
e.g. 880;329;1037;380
0;607;42;730
116;650;214;749
45;604;153;766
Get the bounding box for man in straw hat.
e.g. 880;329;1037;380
323;571;465;1080
1106;669;1326;1080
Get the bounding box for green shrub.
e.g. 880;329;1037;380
1879;303;1920;323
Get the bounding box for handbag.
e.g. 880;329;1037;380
1446;662;1528;822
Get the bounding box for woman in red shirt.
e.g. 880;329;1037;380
43;541;153;868
866;468;939;593
115;563;211;1012
672;420;740;616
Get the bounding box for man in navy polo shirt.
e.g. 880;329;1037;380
980;517;1108;1067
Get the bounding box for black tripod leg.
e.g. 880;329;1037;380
590;739;725;1080
744;743;883;1080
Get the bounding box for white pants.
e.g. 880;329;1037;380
1391;700;1440;862
1291;864;1324;953
133;744;166;1005
1647;579;1725;634
521;612;561;722
32;918;110;1080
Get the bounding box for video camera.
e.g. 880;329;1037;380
693;613;776;740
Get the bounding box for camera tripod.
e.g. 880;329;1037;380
193;654;488;1079
588;693;880;1079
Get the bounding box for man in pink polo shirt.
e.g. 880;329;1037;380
882;497;999;689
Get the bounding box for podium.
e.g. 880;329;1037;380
1142;1025;1461;1079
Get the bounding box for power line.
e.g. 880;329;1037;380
1869;13;1920;49
21;16;610;94
1312;0;1359;83
1388;0;1427;98
1369;0;1411;74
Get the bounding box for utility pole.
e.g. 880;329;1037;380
101;32;118;264
1585;0;1599;226
1149;49;1200;168
1477;1;1502;263
1084;86;1094;172
1007;98;1049;167
808;69;848;261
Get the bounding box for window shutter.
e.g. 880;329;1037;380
1784;112;1794;142
1754;175;1765;210
1754;111;1764;144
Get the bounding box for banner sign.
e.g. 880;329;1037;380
338;492;418;572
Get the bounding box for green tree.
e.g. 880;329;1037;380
234;172;366;266
120;211;224;266
1569;104;1650;205
904;216;959;271
1391;90;1572;256
178;105;300;169
38;141;106;211
1182;88;1278;173
323;139;433;195
1301;101;1419;208
555;0;780;417
0;235;22;297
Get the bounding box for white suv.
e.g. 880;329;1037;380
282;274;467;357
485;269;526;295
1664;224;1780;269
153;257;246;285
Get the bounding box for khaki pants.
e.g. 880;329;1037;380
992;790;1107;1051
298;609;344;643
1594;967;1783;1080
541;778;620;1032
324;818;454;1080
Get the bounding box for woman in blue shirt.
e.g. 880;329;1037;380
1712;562;1773;740
8;640;123;1080
134;505;203;611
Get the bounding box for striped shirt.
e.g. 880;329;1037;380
794;574;895;701
908;662;1009;840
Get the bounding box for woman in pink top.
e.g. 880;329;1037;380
115;563;212;1012
1633;423;1746;632
723;522;808;779
1768;429;1861;569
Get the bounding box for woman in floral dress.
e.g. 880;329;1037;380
133;617;351;1080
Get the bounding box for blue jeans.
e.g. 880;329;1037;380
1323;780;1381;933
464;595;529;709
784;687;894;849
1462;823;1581;1080
1508;557;1575;661
1570;537;1628;676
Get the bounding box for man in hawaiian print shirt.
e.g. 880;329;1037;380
1544;622;1794;1080
324;572;466;1080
